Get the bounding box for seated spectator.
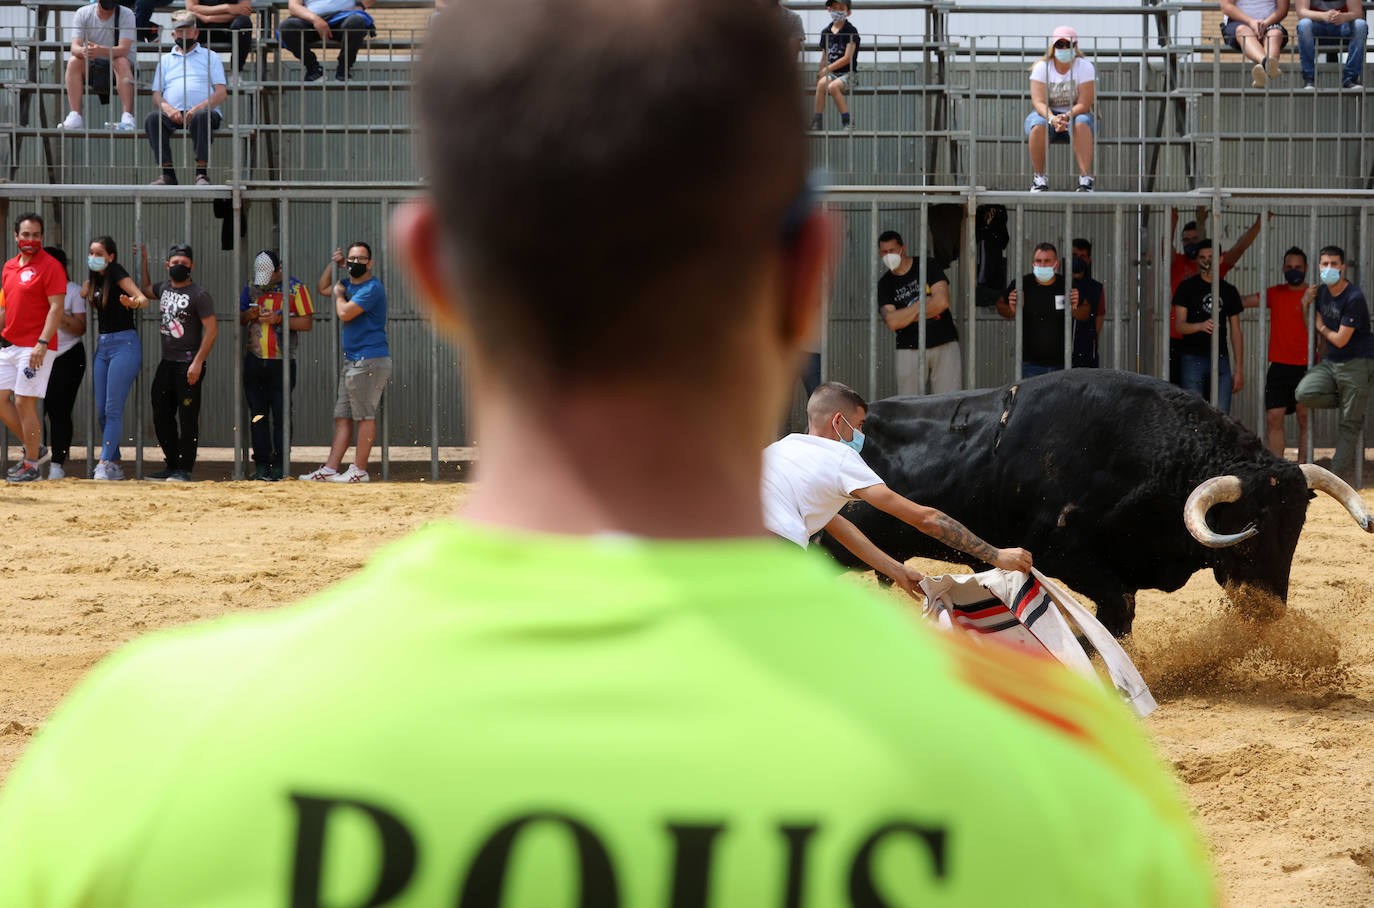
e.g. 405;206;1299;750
188;0;254;76
1297;0;1367;90
145;11;227;186
62;0;137;131
1220;0;1290;88
1172;240;1246;414
129;0;159;43
1026;26;1095;192
1070;237;1106;368
997;241;1086;378
40;247;87;480
809;0;859;131
280;0;378;83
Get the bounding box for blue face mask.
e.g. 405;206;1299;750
1321;267;1341;286
839;413;865;454
88;255;107;272
1033;265;1056;283
1054;47;1074;64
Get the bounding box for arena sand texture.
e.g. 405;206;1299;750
1;480;1372;905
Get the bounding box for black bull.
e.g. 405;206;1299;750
819;370;1371;637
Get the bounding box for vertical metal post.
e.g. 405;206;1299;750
1113;204;1124;370
1160;206;1170;381
379;198;390;481
1257;210;1269;441
917;200;928;395
963;193;976;389
84;197;95;476
1063;200;1074;371
330;199;340;425
968;36;977;189
1306;206;1318;464
1359;205;1369;488
430;281;440;482
134;196;144;479
233;199;243;479
1014;203;1024;380
281;198;292;480
1211;45;1221;188
820;201;830;385
1208;196;1221;410
868;201;879;400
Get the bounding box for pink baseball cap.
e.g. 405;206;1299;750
1052;26;1078;43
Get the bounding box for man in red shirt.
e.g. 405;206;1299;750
1167;209;1264;384
1243;246;1312;460
0;213;66;483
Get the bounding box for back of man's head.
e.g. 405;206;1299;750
806;381;866;432
415;0;806;391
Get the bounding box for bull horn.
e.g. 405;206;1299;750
1299;464;1374;533
1184;475;1259;548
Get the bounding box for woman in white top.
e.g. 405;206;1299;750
1025;26;1095;193
1220;0;1291;87
39;247;88;479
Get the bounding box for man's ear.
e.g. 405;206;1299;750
392;199;466;337
777;208;831;347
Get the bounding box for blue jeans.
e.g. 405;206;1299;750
1024;111;1095;141
93;329;142;463
1181;352;1234;415
1297;18;1368;83
1021;362;1064;378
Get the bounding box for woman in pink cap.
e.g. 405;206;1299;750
1025;25;1095;193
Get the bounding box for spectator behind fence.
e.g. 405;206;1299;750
877;229;962;394
240;250;314;481
1297;0;1367;90
40;247;88;481
1242;247;1312;459
138;243;218;482
187;0;254;76
146;11;227;186
0;214;65;484
1168;210;1263;384
300;243;388;483
0;1;1215;901
62;0;137;132
997;241;1086;378
1296;246;1374;479
1026;26;1095;193
90;238;149;482
129;0;159;43
1070;238;1105;368
280;0;378;83
1221;0;1291;88
1172;239;1246;415
809;0;859;131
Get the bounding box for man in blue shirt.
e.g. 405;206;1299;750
1296;244;1374;479
145;11;227;186
300;242;390;483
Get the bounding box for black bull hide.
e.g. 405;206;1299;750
819;370;1313;636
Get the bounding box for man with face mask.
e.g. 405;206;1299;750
1241;247;1312;459
240;250;314;481
138;243;218;481
997;241;1086;378
762;381;1032;596
1296;246;1374;479
1172;239;1246;415
62;0;137;131
300;243;389;483
145;11;227;186
1069;238;1105;368
1167;210;1264;384
877;229;961;394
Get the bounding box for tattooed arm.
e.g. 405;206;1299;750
853;484;1034;572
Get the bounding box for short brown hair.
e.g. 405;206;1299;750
415;0;806;389
807;381;867;428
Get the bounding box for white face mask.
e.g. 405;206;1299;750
253;252;277;288
829;10;848;22
882;252;902;271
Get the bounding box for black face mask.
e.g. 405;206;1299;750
168;263;191;283
176;37;196;51
1182;242;1199;259
1284;268;1306;286
1072;259;1090;279
347;261;368;279
98;0;117;10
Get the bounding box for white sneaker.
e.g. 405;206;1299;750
117;111;136;131
1266;56;1281;81
93;460;111;480
106;461;124;481
47;462;65;480
327;464;370;483
298;464;338;481
1252;62;1267;89
61;110;83;129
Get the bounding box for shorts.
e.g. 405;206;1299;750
333;355;391;420
1024;111;1095;141
822;70;855;93
1265;362;1308;414
0;342;57;399
1221;19;1289;51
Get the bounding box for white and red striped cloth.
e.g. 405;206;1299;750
920;568;1157;718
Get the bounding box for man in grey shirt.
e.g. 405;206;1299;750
1296;0;1367;90
63;0;137;130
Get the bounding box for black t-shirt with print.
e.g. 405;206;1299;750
1007;272;1069;367
878;258;958;350
91;262;136;335
1172;274;1242;359
819;21;860;75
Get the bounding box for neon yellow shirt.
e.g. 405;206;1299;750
0;522;1213;905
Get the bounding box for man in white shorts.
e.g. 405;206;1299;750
0;213;66;484
762;381;1033;595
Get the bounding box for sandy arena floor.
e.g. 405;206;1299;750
1;479;1372;905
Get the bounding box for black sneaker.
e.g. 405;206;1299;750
808;115;823;132
6;463;40;483
1303;80;1315;91
167;470;193;483
304;61;324;82
1344;79;1363;91
334;65;352;82
148;467;177;480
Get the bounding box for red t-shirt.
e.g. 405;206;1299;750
0;250;66;348
1263;284;1310;366
1169;252;1236;338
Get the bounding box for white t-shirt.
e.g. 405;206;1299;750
761;434;884;548
1030;57;1095;115
55;281;87;356
1226;0;1279;21
72;3;136;50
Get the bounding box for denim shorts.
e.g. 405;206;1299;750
1024;111;1095;141
1221;19;1289;51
